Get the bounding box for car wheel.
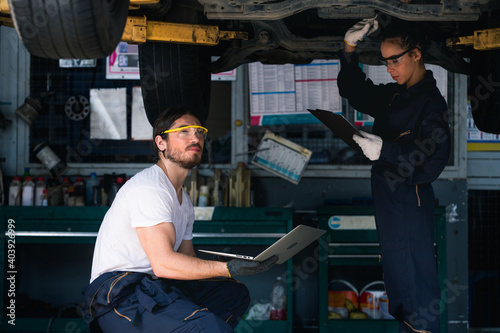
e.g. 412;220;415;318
8;0;129;59
138;42;212;126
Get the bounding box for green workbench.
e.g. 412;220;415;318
0;206;293;333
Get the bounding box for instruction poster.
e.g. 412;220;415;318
249;60;341;126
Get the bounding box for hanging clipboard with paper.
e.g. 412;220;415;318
307;109;364;152
251;131;312;185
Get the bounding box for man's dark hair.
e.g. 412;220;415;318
152;106;201;157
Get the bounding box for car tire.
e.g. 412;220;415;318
8;0;129;59
138;42;212;126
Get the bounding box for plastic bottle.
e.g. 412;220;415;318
107;177;125;206
72;177;86;206
91;182;101;206
8;176;22;206
46;178;63;206
21;176;35;206
61;177;72;206
107;177;119;206
100;178;107;206
198;185;209;206
86;172;100;206
41;189;48;206
34;177;46;206
270;276;287;320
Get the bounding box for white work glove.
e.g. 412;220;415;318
353;131;383;161
344;16;379;47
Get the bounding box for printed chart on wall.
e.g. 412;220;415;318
357;64;449;127
251;131;312;184
249;60;341;126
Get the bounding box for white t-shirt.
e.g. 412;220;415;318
90;165;194;283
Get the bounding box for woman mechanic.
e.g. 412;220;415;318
337;17;451;333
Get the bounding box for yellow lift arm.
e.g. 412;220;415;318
0;0;13;27
0;0;247;46
446;28;500;50
121;16;248;46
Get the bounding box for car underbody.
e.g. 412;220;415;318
1;0;499;132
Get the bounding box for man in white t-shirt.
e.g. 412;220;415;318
82;106;277;333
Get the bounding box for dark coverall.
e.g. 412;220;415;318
82;271;250;333
337;51;451;333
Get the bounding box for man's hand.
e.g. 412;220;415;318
226;256;278;278
344;16;379;47
353;131;383;161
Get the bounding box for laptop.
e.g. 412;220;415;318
198;224;326;264
307;109;364;152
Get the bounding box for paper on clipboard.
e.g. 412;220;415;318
251;131;312;185
307;109;363;152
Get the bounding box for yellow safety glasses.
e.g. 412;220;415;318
160;125;208;140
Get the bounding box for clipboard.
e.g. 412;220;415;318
307;109;363;152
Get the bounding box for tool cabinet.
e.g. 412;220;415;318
317;205;447;333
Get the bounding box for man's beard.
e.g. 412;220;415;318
163;145;202;170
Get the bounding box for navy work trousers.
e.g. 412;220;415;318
372;173;441;333
83;272;250;333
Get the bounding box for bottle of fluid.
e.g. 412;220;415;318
117;177;125;187
270;276;287;320
34;177;46;206
107;177;119;206
72;177;86;206
21;176;35;206
46;178;63;206
100;178;107;206
41;189;48;206
86;172;100;206
8;176;22;206
198;185;209;206
61;177;72;206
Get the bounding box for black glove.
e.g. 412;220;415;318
226;255;279;278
